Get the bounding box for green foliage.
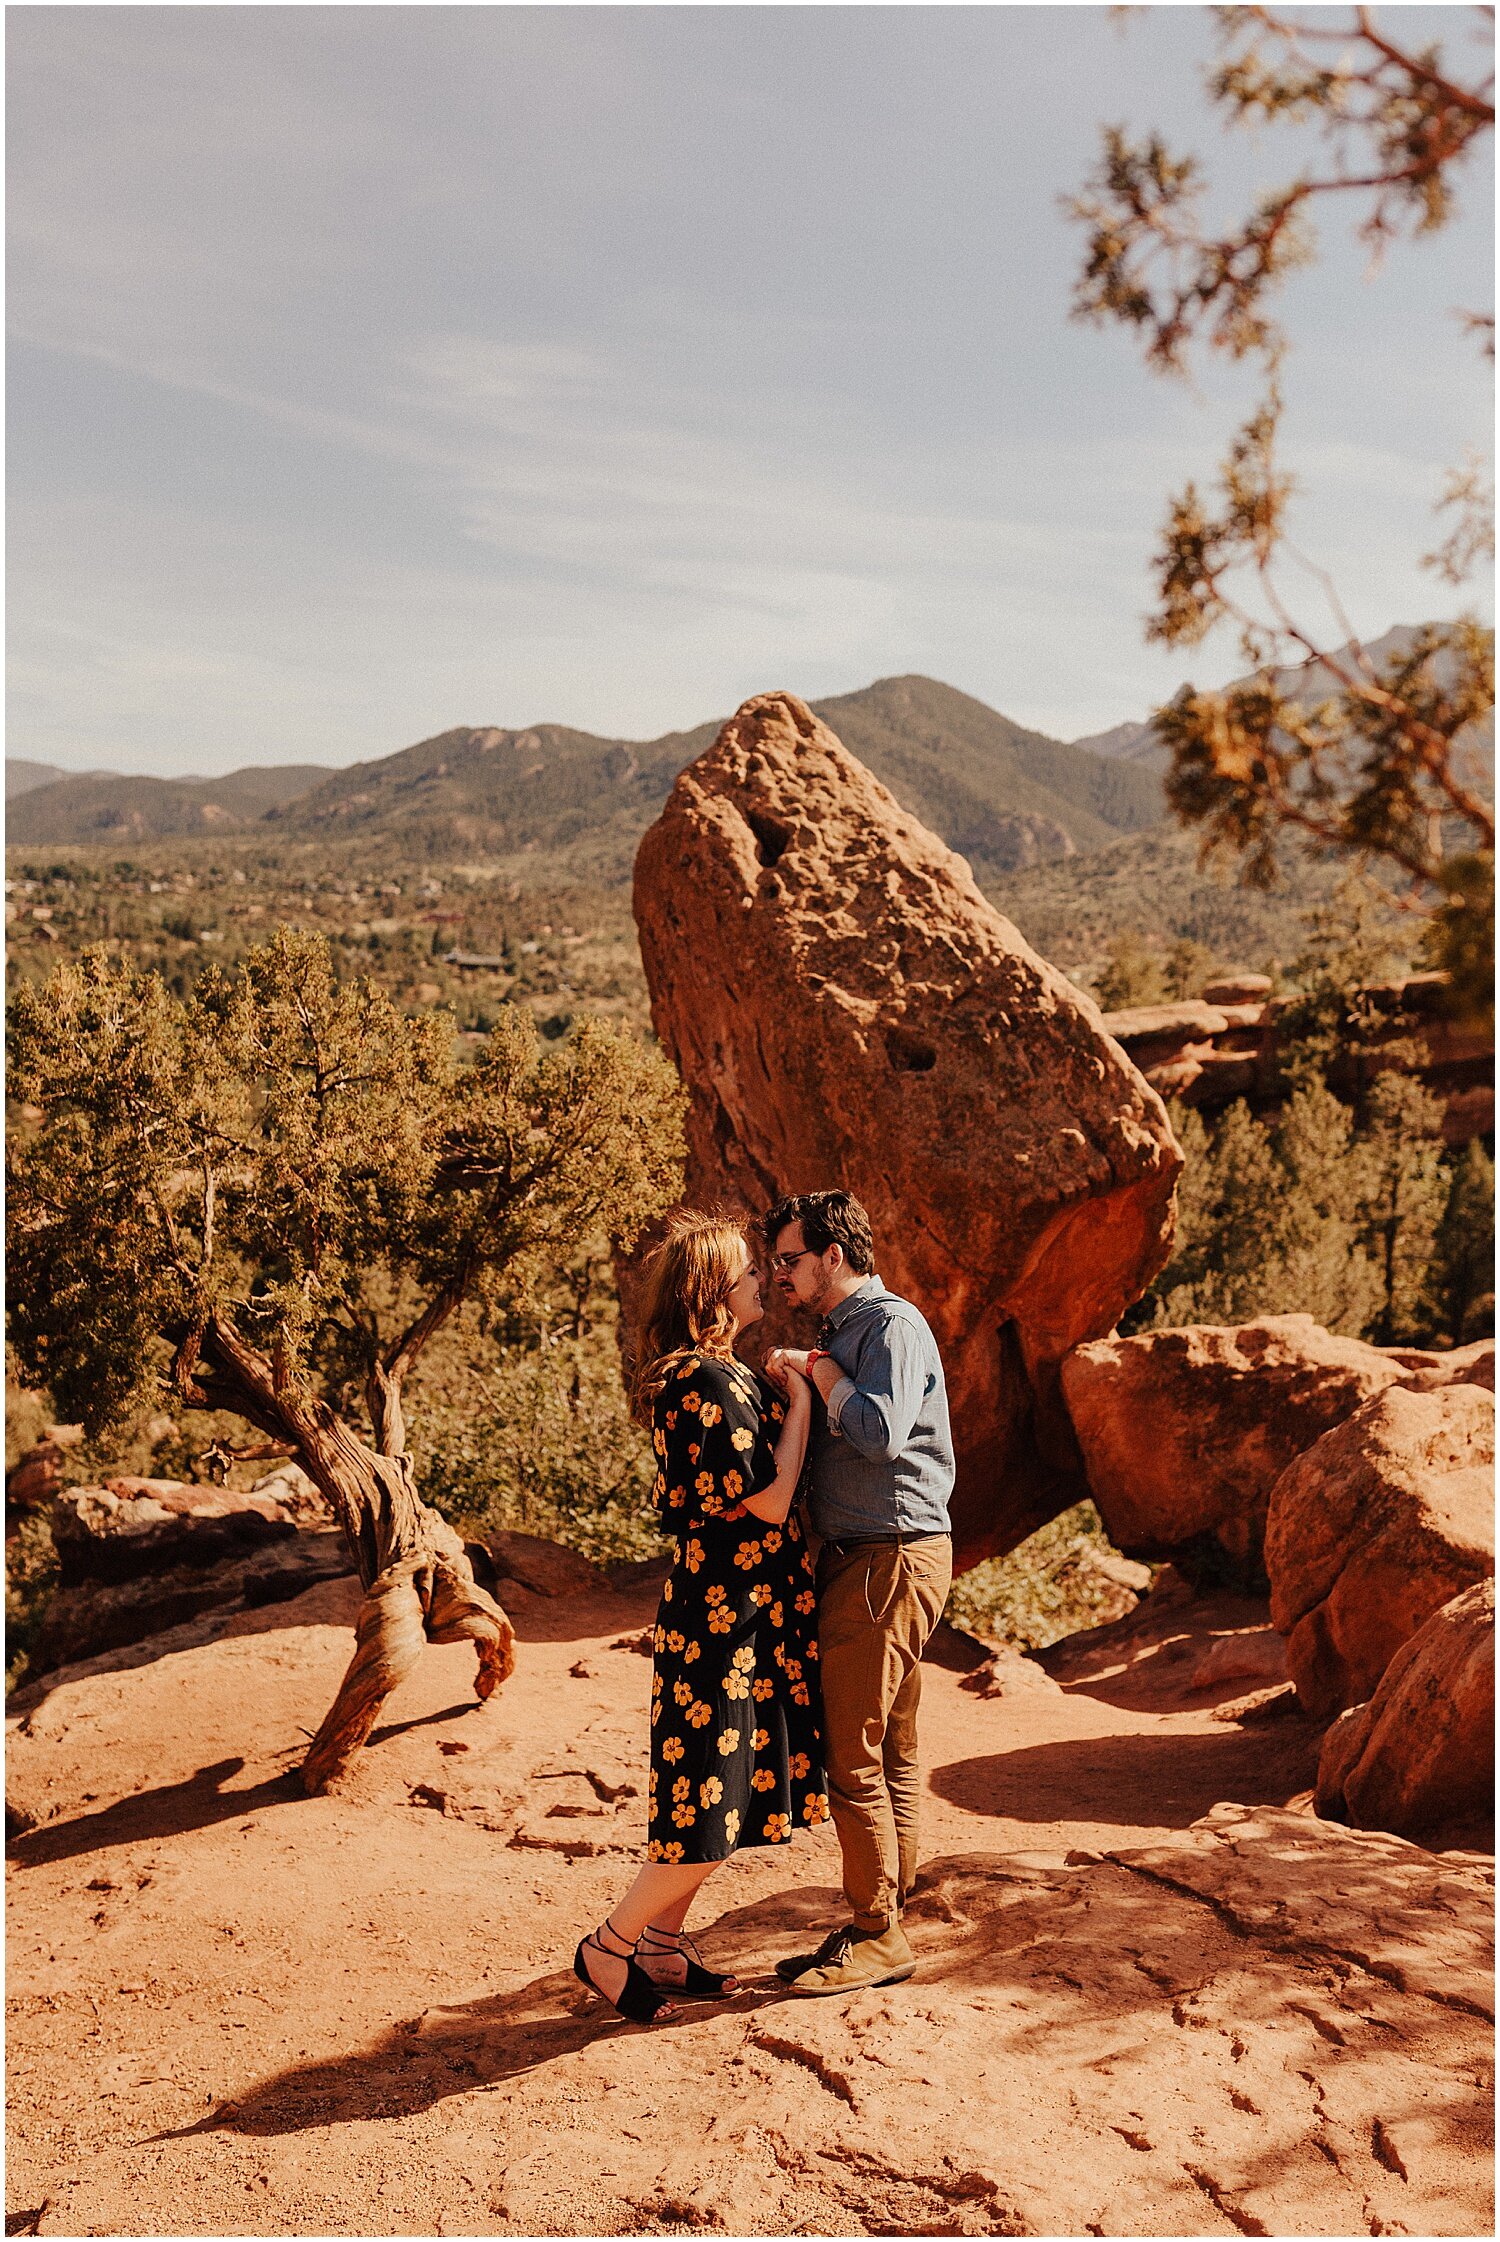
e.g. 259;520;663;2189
1095;930;1167;1011
6;1514;59;1691
1140;1085;1383;1336
6;930;686;1442
946;1504;1149;1653
1358;1073;1450;1346
420;1328;665;1569
1425;1141;1498;1346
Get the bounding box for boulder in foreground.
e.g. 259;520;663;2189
632;690;1181;1565
1266;1383;1494;1717
1060;1316;1493;1572
1316;1578;1494;1842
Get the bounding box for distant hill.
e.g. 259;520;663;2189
6;764;331;845
270;676;1164;880
1069;625;1495;780
6;759;77;800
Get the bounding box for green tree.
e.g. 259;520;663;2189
1096;928;1168;1010
1356;1071;1450;1344
1069;7;1495;1018
6;932;685;1788
1424;1138;1497;1344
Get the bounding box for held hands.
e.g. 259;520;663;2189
763;1346;813;1396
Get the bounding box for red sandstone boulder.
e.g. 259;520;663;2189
631;691;1181;1565
1265;1383;1494;1717
1316;1579;1494;1841
1060;1316;1493;1571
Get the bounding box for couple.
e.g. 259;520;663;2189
573;1189;955;2025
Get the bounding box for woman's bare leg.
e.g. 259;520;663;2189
580;1860;721;2007
638;1873;740;1991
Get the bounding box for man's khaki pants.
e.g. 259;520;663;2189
815;1534;953;1935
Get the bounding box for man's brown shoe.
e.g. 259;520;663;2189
790;1923;916;1996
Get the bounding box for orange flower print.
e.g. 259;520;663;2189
672;1802;697;1829
673;1775;691;1801
673;1678;693;1707
685;1539;705;1575
724;1670;750;1701
772;1643;786;1668
789;1752;810;1780
705;1582;726;1605
751;1582;773;1607
669;1486;685;1510
753;1677;774;1701
784;1657;803;1682
684;1640;701;1664
688;1442;701;1465
653;1428;667;1457
752;1727;769;1752
707;1606;733;1634
695;1471;714;1499
803;1791;830;1824
770;1602;784;1628
751;1768;776;1793
762;1528;782;1554
717;1729;740;1756
699;1401;722;1428
770;1400;785;1423
791;1683;811;1708
661;1840;685;1864
731;1426;755;1453
733;1540;763;1570
808;1638;819;1660
667;1631;685;1654
681;1389;701;1415
731;1643;756;1670
652;1472;666;1504
686;1700;713;1728
723;1469;743;1499
699;1776;724;1808
665;1411;678;1430
723;1808;741;1844
795;1590;816;1616
646;1838;666;1862
662;1735;684;1764
663;1579;673;1603
763;1813;792;1842
653;1626;667;1652
651;1702;662;1727
683;1357;701;1375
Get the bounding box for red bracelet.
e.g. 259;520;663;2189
806;1348;830;1375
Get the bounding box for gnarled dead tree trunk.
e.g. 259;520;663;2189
188;1312;514;1793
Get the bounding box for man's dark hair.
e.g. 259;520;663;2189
764;1189;874;1276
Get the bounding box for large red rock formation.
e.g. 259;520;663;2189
632;690;1181;1565
1060;1317;1494;1571
1316;1578;1495;1841
1265;1383;1495;1717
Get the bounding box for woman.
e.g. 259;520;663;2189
574;1210;829;2024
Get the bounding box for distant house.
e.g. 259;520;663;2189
443;948;509;972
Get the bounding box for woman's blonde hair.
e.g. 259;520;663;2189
629;1208;752;1422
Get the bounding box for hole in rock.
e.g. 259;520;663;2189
886;1026;938;1073
745;808;793;868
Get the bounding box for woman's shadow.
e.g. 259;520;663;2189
155;1881;844;2141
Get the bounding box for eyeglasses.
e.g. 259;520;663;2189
770;1249;816;1272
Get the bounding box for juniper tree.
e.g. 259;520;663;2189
1069;7;1495;1015
6;932;685;1789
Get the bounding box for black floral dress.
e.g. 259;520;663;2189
646;1354;829;1862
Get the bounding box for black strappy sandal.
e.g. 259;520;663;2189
638;1924;739;2000
573;1918;674;2026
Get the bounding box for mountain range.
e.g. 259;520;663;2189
8;628;1486;877
5;676;1164;876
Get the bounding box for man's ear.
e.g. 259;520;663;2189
826;1242;845;1272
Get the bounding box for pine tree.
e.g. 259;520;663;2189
7;933;685;1788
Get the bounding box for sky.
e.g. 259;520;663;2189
7;4;1494;779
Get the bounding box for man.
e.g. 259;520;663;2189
762;1189;954;1996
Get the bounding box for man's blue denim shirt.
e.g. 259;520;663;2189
806;1275;954;1543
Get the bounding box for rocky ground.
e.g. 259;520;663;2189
6;1568;1494;2239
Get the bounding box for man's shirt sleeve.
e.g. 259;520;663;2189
826;1317;931;1463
